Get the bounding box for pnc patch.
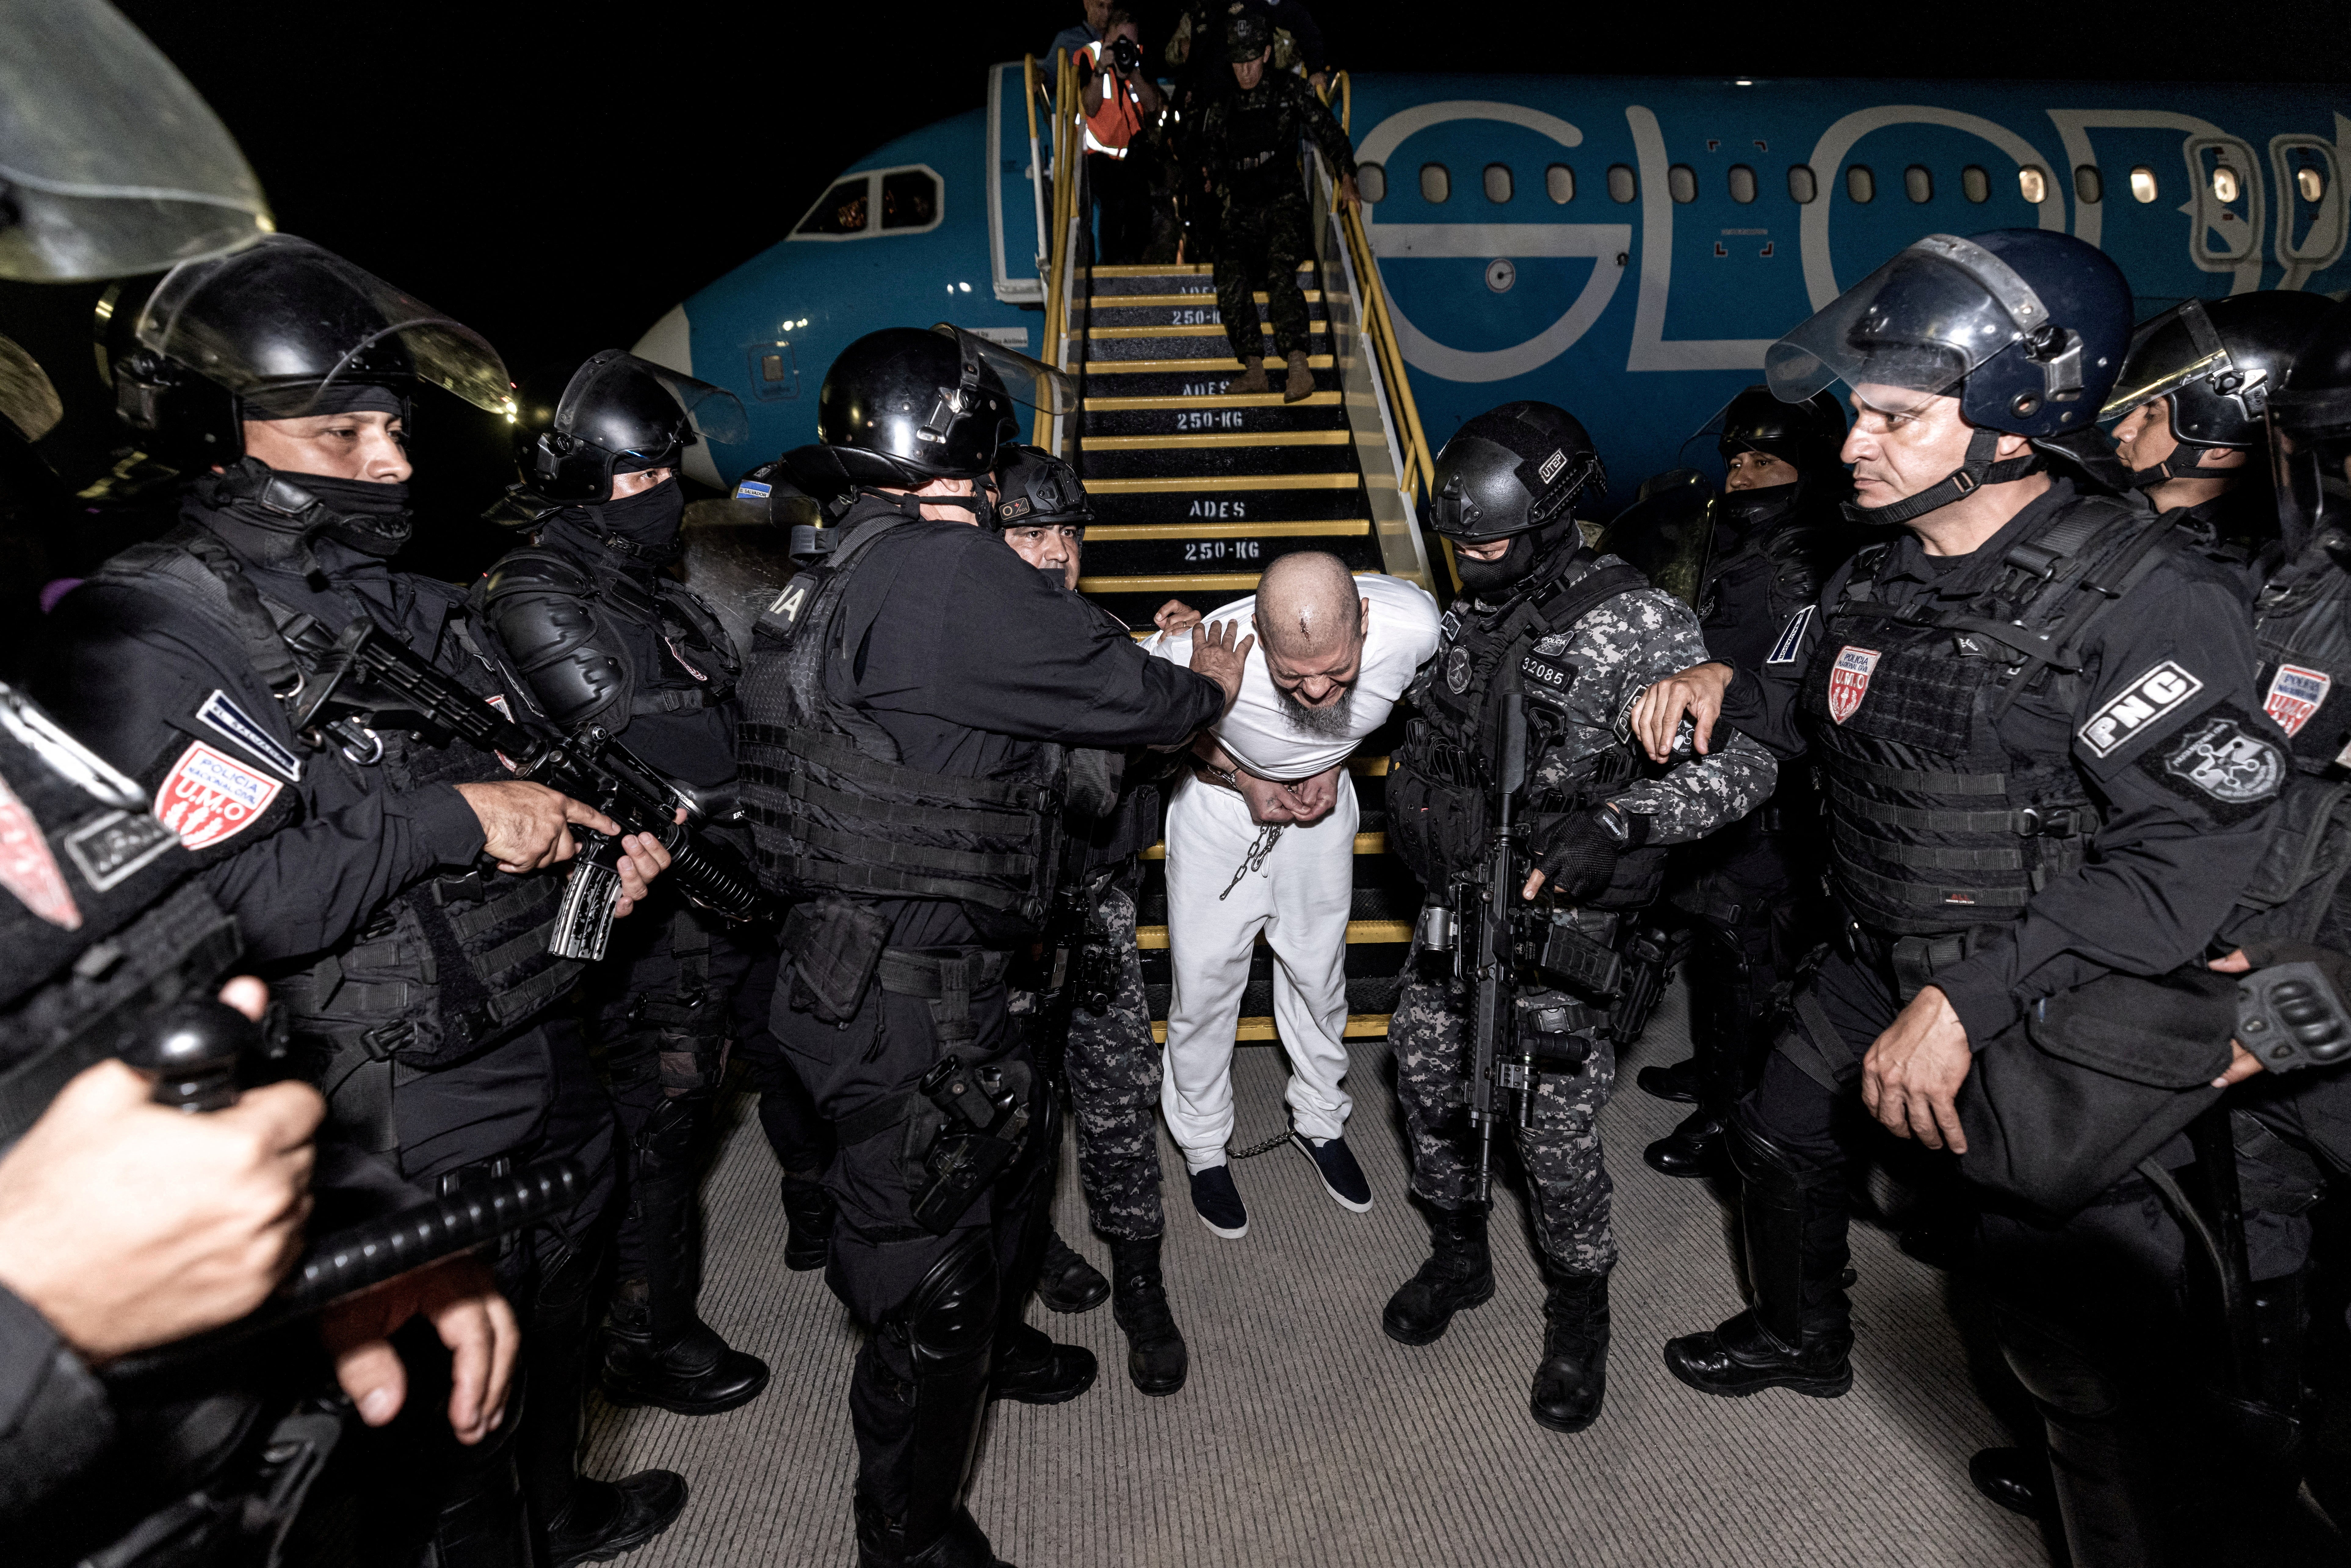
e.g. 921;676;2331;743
154;741;282;851
2163;717;2284;804
1764;606;1814;666
1826;646;1880;725
0;768;79;929
2079;660;2205;758
2263;664;2332;739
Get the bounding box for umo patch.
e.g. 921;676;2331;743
1826;646;1880;724
2163;717;2284;804
2263;664;2332;739
63;809;175;893
1764;605;1814;666
0;768;80;930
195;689;300;781
2078;660;2205;758
154;741;283;851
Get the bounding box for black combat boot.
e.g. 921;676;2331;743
1033;1229;1110;1313
1661;1121;1853;1398
988;1321;1099;1405
544;1472;691;1568
854;1491;1011;1568
781;1171;836;1272
1382;1203;1494;1346
1109;1234;1188;1395
1635;1057;1702;1104
1529;1269;1611;1433
600;1275;771;1417
1643;1106;1726;1178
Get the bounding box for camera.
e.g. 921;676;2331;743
1108;34;1142;74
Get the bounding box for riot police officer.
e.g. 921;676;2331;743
737;326;1244;1567
473;352;772;1418
992;443;1188;1394
1637;387;1853;1178
1638;233;2287;1431
1381;401;1778;1434
36;236;683;1567
2104;290;2335;564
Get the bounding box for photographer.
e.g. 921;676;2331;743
1079;11;1165;267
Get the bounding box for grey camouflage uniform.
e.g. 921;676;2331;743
1390;562;1775;1273
1061;878;1166;1241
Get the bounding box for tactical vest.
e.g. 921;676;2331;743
1804;496;2183;938
89;526;583;1149
473;544;740;732
1216;82;1301;203
1389;549;1664;906
736;500;1067;934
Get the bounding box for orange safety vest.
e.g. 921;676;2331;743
1078;39;1144;157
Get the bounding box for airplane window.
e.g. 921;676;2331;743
1668;164;1697;204
2131;166;2159;203
1727;165;1756;204
1421;163;1450;203
796;177;869;236
1607;164;1637;203
881;169;939;230
2301;166;2328;203
1358;163;1387;203
1961;165;1990;203
1846;164;1875;203
1787;164;1817;204
1546;164;1575;204
1904;165;1932;203
2019;166;2049;205
2212;165;2241;204
1484;163;1513;203
2074;165;2103;204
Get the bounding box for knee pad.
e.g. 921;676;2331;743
895;1229;1000;1375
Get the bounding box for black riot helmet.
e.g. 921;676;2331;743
992;444;1094;533
2102;292;2335;490
109;233;513;467
1714;384;1847;480
1427;401;1605;543
1768;230;2132;525
513;350;747;505
2267;297;2351;555
808;324;1075;500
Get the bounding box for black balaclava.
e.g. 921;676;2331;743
204;380;416;564
1456;516;1579;598
1713;480;1798;540
550;475;686;567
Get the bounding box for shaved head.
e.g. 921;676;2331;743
1252;551;1369;716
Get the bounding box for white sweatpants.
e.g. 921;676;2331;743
1159;770;1360;1171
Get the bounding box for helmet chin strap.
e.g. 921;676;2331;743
1844;425;2042;527
2127;445;2236;492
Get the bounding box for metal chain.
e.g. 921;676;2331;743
1230;1128;1295;1161
1218;822;1285;901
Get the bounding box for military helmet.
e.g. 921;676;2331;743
1226;10;1272;61
514;350;746;505
992;444;1093;532
1427;401;1606;543
2103;292;2335;485
2268;297;2351;553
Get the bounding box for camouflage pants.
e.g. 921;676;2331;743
1214;194;1314;363
1063;882;1166;1241
1389;943;1619;1275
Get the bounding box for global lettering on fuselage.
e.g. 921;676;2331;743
641;69;2351;512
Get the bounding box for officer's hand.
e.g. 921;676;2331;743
2205;947;2275;1086
1286;763;1342;826
1189;616;1257;717
1155;598;1204;637
1860;985;1973;1152
1630;662;1733;763
319;1254;519;1445
1337;172;1361;212
455;782;624;873
1235;770;1298;825
609;808;683;919
1521;811;1623;903
0;1030;322;1360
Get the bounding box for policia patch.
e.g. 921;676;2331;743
2135;702;2285;822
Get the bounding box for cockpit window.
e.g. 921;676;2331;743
882;170;940;229
793;164;945;241
796;178;868;236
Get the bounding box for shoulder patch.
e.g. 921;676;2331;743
2161;716;2285;804
2078;660;2205;758
766;580;813;629
0;769;81;930
2263;664;2331;739
62;809;176;893
1439;610;1460;644
195;689;301;782
1765;605;1815;666
154;741;283;851
1826;646;1879;724
1520;652;1573;692
733;479;772;500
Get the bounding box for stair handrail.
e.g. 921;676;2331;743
1034;49;1088;457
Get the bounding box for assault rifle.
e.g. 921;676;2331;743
284;616;776;960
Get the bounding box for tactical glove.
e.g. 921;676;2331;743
2234;939;2351;1074
1528;807;1642;905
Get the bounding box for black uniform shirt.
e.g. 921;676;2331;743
1716;477;2286;1043
36;508;486;965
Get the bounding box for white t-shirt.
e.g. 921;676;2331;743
1145;573;1442;779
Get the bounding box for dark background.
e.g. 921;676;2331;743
5;0;2349;577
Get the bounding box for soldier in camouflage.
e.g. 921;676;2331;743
1382;403;1775;1437
1198;10;1358;403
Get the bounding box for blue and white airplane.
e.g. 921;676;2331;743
636;68;2351;509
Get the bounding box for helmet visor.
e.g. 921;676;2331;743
1766;235;2049;408
2100;301;2233;424
135;234;514;417
0;0;272;283
933;324;1078;426
554;352;750;454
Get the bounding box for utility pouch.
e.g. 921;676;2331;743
1537;924;1624;999
1076;937;1121;1015
782;896;891;1024
1517;996;1600;1070
904;1053;1034;1234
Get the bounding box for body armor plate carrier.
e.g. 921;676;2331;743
474;545;739;731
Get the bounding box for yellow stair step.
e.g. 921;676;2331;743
1080;565;1385;595
1083;431;1352;451
1081;263;1310;278
1142;833;1385;860
1085;472;1359;494
1086;354;1335;376
1135;919;1413;950
1086;519;1369;541
1085;392;1341;411
1097;291;1325;308
1087;322;1328;341
1152;1014;1391;1043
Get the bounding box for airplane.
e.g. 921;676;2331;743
635;67;2351;521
